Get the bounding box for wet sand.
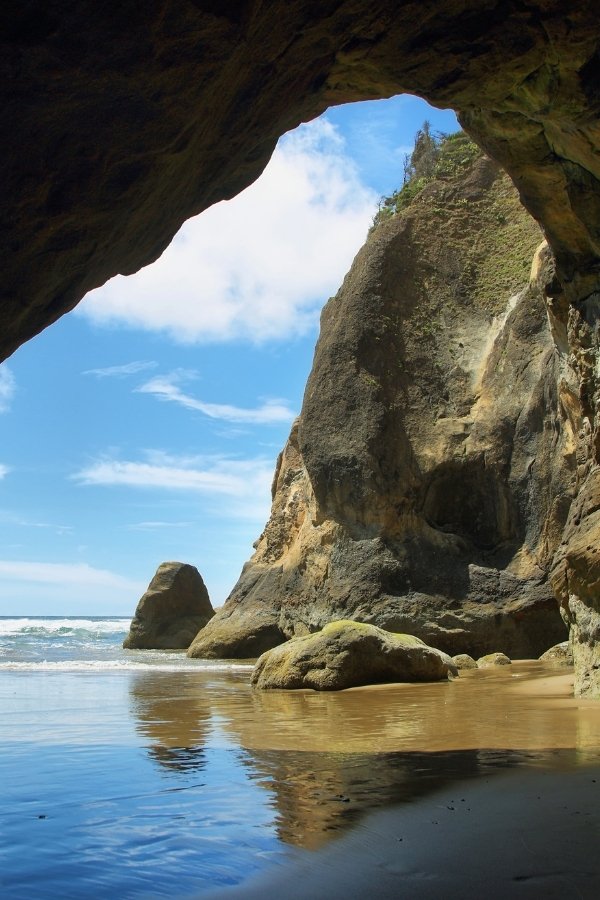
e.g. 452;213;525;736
2;661;600;897
222;661;600;755
209;764;600;899
204;662;600;898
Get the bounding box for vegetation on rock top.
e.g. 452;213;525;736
372;125;481;227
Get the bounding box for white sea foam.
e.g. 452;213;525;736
0;658;253;672
0;617;131;636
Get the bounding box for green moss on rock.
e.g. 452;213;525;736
251;620;457;691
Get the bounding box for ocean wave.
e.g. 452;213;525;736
0;658;254;672
0;618;131;637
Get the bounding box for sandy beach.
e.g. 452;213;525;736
1;622;600;898
209;764;600;899
208;664;600;898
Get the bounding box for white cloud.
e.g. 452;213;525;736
0;511;71;533
23;520;72;535
0;560;141;590
72;452;275;524
0;465;9;479
127;521;193;531
0;365;15;413
136;371;296;424
79;119;377;343
83;360;157;378
0;560;144;615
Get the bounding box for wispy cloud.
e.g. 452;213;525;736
127;521;194;531
20;520;72;535
0;365;15;413
79;118;377;343
0;560;141;590
0;465;9;479
83;360;157;378
73;453;273;496
72;452;274;523
0;512;72;534
0;559;145;613
136;371;296;425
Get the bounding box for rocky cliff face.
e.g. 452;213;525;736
189;144;576;662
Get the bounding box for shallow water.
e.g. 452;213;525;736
1;619;600;897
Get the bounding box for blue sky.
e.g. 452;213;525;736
0;95;458;615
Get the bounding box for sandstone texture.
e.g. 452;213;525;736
477;652;512;667
551;468;600;692
539;641;573;666
123;562;214;650
189;145;573;662
251;621;457;691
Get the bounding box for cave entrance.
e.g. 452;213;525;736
0;95;457;618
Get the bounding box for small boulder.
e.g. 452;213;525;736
123;562;214;650
539;641;573;666
251;620;458;691
452;653;478;670
477;652;512;668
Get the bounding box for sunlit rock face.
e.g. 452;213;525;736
189;152;574;661
3;1;600;690
123;561;214;650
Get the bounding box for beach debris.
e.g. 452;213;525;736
123;561;214;650
251;620;457;691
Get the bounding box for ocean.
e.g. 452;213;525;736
1;617;600;898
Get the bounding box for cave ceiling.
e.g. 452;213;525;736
2;0;599;361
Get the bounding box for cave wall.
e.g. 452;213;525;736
2;1;599;359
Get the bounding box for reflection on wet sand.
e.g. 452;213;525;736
130;671;213;770
128;662;600;848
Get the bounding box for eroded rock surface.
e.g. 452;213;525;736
189;148;573;662
2;2;600;362
539;641;573;666
251;621;457;691
124;561;214;650
551;467;600;693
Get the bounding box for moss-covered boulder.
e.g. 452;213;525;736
452;653;478;670
251;620;457;691
477;652;512;668
123;561;214;650
539;642;573;666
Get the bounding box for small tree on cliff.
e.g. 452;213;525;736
403;120;440;184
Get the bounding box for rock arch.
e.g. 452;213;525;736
2;1;599;359
2;1;600;692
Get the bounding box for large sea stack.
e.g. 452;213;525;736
189;135;576;662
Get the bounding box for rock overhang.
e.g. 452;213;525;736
1;0;599;361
